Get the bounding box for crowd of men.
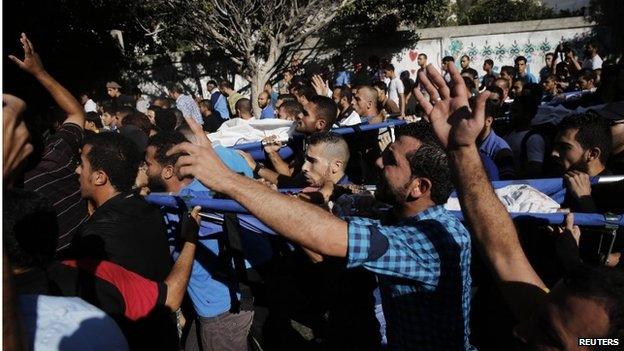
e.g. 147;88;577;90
4;32;624;351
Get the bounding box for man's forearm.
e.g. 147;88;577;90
267;151;293;176
257;166;280;185
449;146;545;289
164;242;196;311
35;71;84;127
399;94;406;115
222;173;348;257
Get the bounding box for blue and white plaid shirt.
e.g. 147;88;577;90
345;205;475;351
175;94;203;125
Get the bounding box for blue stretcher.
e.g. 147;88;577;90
146;176;624;233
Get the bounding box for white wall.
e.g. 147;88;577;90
392;17;595;80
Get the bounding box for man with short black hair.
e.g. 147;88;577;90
219;80;243;114
71;132;171;282
168;84;203;125
144;130;255;351
383;63;405;117
514;56;537;84
481;59;498;88
478;99;516;179
539;52;555;82
292;84;316;106
442;56;455;83
460;54;471;70
335;88;361;126
277;100;303;121
373;81;400;117
417;53;428;70
500;65;515;89
85;111;103;133
218;98;256;130
198;99;225;132
170;122;475;351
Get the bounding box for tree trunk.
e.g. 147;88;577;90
249;71;270;118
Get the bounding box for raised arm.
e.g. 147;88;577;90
414;63;547;320
9;33;84;128
170;118;348;258
163;206;200;311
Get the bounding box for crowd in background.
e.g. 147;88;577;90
4;32;624;351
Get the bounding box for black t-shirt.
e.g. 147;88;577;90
70;192;172;281
202;115;226;133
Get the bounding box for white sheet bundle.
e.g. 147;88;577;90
208;119;296;147
445;184;561;213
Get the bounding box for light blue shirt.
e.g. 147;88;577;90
260;104;275;119
20;295;129;351
213;94;231;120
164;146;270;317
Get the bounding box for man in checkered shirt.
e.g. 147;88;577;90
170;120;475;350
168;84;203;125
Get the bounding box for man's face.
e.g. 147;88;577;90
578;78;592;91
144;146;167;192
513;283;610;350
516;60;527;74
277;106;294;121
353;90;371;116
207;83;216;92
501;71;511;81
460;57;470;69
417;56;427;67
101;112;115;127
284;72;293;82
301;144;333;187
107;88;119;98
543;79;557;93
374;136;422;205
512;81;524;97
551;128;590;174
258;93;269;109
296;103;321;133
483;63;492;72
384;69;392;78
545;55;553;66
76;145;96;200
146;109;157;124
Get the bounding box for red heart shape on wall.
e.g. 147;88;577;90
408;50;418;62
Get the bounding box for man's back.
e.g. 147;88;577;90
71;192;171;281
345;205;474;350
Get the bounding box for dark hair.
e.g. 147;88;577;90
307;131;347;148
198;99;213;111
116;106;136;123
485;99;501;119
122;112;152;135
514;56;528;65
147;105;162;113
340;89;354;104
463;76;476;91
501;65;516;76
293;85;316;101
277;93;297;103
486;85;504;104
155;108;177;132
146;131;188;167
85;112;103;129
557;112;613;164
279;100;303;118
207;80;218;86
235;98;252;114
580;71;596;82
442;56;455;63
545;52;555;58
461;68;479;79
84;133;142;193
514;77;527;86
219;80;234;90
4;188;59;269
543;74;557;83
395;121;440;146
308;95;337;130
167;84;184;95
406;143;453;204
460;55;470;61
484;59;494;67
373;80;388;93
418;53;427;60
563;264;624;339
383;63;395;71
102;104;116;116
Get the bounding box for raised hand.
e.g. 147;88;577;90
262;135;282;154
412;64;490;149
311;74;328;96
8;33;45;77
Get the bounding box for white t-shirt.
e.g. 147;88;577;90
218;117;256;131
583;55;603;70
387;77;405;107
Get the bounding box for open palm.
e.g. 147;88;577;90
413;63;490;149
